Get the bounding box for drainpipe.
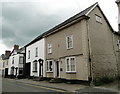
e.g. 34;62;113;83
86;18;94;86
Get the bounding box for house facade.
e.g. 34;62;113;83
0;51;11;78
25;38;45;78
8;45;25;78
43;3;118;81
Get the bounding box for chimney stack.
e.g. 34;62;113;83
14;45;19;50
5;50;11;56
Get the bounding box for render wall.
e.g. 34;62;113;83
88;6;117;80
45;20;89;81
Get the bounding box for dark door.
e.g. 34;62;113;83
4;68;8;78
25;62;31;78
39;63;43;77
56;61;59;77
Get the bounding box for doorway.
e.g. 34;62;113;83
54;61;60;78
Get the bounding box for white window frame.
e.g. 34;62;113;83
117;40;120;49
12;57;14;64
28;50;30;59
46;60;53;72
66;35;73;49
96;15;102;23
19;68;23;75
33;61;37;72
35;47;38;57
19;56;23;64
48;43;52;54
65;57;76;72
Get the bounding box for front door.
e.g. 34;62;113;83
54;61;60;78
5;68;8;78
39;63;43;77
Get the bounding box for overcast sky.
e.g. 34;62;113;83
0;0;118;55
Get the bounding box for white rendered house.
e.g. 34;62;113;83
25;38;45;78
8;45;25;77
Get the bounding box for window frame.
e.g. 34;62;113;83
46;60;53;72
12;57;14;64
28;50;30;59
19;56;23;64
35;47;38;57
95;15;102;23
33;61;37;72
48;43;52;54
66;35;73;49
65;57;76;73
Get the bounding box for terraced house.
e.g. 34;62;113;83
42;2;119;82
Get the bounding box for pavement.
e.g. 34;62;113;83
5;78;120;93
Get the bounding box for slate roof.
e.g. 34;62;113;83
25;2;98;47
116;0;120;3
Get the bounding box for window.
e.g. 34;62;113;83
28;50;30;59
3;62;5;68
33;61;37;72
12;57;14;64
66;57;76;72
6;61;8;65
96;15;102;23
19;68;23;75
35;47;38;57
66;35;73;49
48;43;52;54
47;60;53;72
117;40;120;49
19;56;23;64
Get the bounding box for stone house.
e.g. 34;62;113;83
42;2;118;82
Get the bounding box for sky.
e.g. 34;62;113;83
0;0;118;55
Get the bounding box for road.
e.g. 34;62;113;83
2;78;64;93
1;78;120;94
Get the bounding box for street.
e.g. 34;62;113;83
1;78;120;94
2;78;64;93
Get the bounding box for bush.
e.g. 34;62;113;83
93;77;114;86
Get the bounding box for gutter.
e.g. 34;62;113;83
86;18;93;85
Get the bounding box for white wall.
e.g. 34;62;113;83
26;38;45;77
8;54;24;76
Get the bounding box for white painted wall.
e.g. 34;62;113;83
8;54;24;76
26;38;45;77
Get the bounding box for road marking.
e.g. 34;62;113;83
18;82;67;92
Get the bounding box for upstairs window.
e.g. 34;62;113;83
66;35;73;49
117;40;120;49
48;43;52;54
35;47;38;57
47;60;53;72
96;15;102;23
28;50;30;59
19;56;23;64
12;57;14;64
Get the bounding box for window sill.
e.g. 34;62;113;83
46;71;53;73
66;71;76;74
32;71;38;72
66;47;73;50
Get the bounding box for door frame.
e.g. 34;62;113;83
54;60;60;78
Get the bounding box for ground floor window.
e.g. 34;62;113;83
65;57;76;72
46;60;53;72
33;61;37;72
19;68;23;75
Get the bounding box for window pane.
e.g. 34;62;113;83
70;58;75;71
66;58;69;71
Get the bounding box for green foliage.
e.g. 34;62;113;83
93;77;114;86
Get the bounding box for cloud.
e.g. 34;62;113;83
1;0;118;54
